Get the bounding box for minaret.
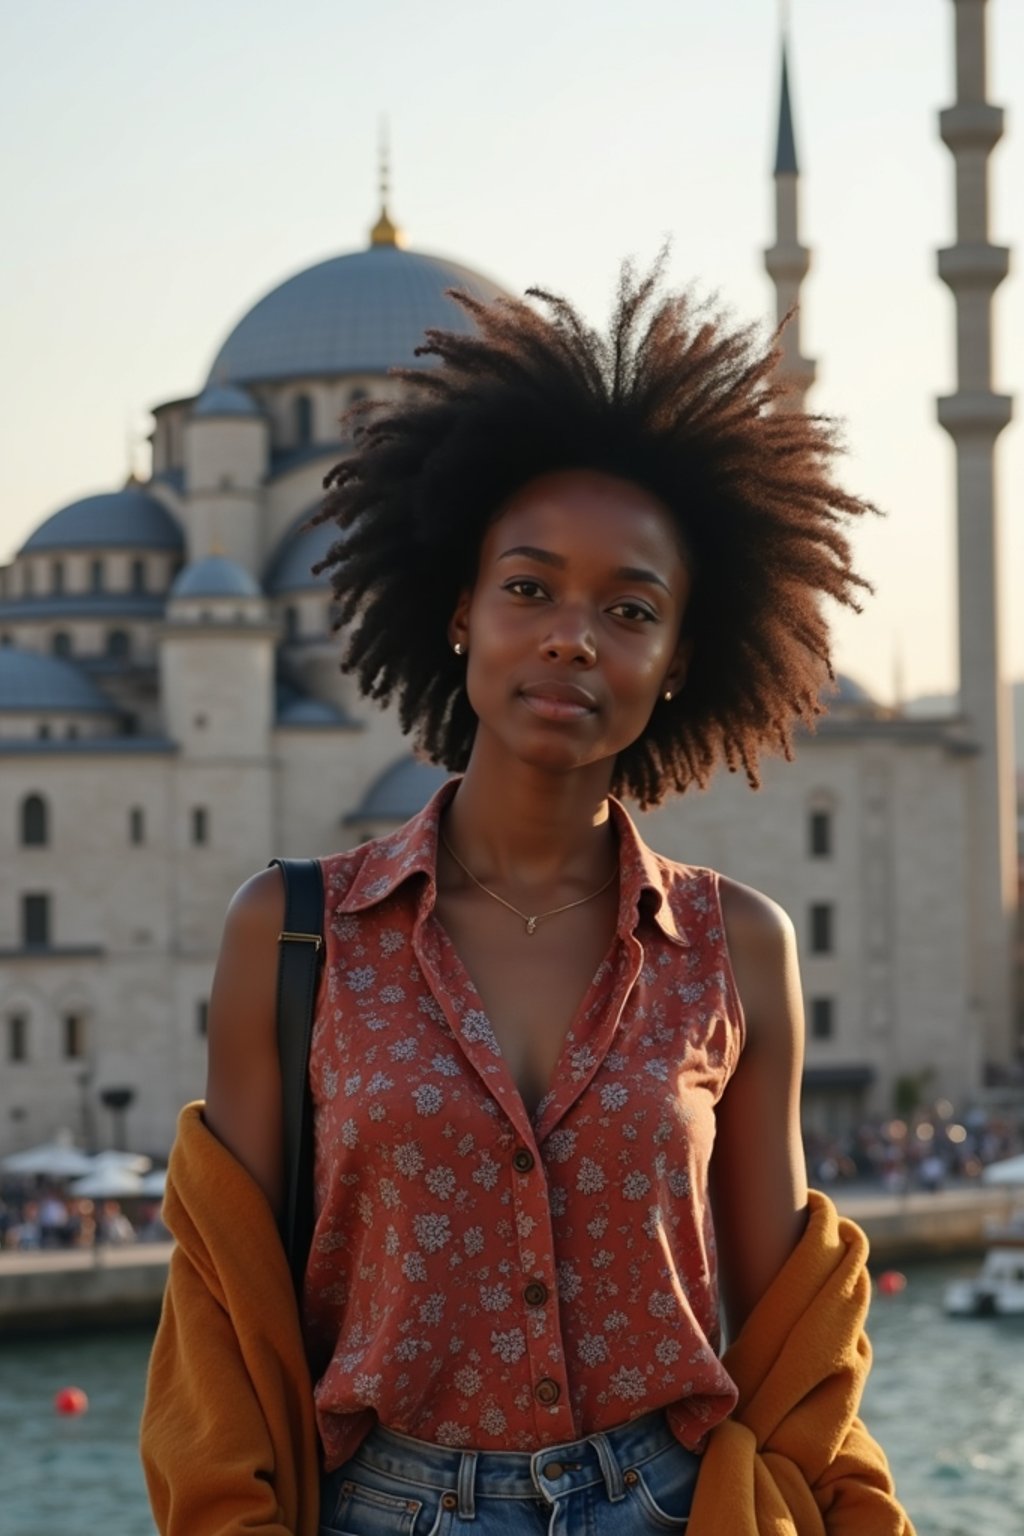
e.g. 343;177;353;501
369;120;404;249
764;34;816;410
937;0;1017;1066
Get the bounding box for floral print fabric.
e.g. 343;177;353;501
304;779;744;1471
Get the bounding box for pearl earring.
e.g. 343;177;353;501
453;642;465;656
663;690;673;702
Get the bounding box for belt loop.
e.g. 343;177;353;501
588;1431;625;1503
457;1449;478;1519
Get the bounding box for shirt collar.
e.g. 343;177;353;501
340;775;689;947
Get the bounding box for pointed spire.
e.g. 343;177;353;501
369;119;404;248
774;39;799;176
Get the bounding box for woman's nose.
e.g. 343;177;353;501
541;612;597;665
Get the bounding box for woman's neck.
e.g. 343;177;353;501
443;744;617;891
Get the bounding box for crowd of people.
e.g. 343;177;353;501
803;1103;1022;1192
0;1191;168;1250
1;1103;1019;1254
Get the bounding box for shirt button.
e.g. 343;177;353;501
523;1281;548;1307
512;1147;535;1173
535;1377;560;1405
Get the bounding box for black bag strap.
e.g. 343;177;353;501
268;856;324;1296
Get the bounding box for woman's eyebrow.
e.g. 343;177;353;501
497;545;670;593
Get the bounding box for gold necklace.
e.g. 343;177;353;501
438;827;618;936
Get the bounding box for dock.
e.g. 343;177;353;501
0;1185;1016;1334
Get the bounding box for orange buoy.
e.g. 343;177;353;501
54;1386;89;1416
876;1270;907;1296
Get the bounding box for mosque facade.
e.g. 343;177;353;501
0;0;1017;1157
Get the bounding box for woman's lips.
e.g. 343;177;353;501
518;682;598;721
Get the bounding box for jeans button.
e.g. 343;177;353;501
543;1460;565;1479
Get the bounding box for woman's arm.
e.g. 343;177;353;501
202;865;287;1218
710;875;809;1338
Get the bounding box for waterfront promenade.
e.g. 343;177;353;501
0;1183;1017;1335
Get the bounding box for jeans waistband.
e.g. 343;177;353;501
347;1409;695;1511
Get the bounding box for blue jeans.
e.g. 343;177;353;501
318;1409;700;1535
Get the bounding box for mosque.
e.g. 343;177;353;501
0;0;1017;1156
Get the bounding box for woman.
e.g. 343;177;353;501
143;264;913;1534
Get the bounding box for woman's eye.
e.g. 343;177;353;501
610;601;656;623
505;579;546;599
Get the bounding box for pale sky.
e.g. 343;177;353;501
1;0;1021;706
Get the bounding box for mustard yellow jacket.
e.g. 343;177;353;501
141;1104;914;1535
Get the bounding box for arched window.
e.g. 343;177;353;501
23;564;35;596
7;1014;29;1064
90;558;104;593
294;393;314;447
807;792;836;859
129;806;145;845
51;560;65;594
21;794;48;846
52;631;72;658
284;605;299;641
192;806;209;845
37;722;51;740
131;559;146;594
106;629;131;660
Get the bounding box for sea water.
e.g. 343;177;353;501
0;1260;1021;1536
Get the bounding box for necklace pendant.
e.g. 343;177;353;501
525;915;538;936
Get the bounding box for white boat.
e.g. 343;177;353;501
944;1224;1024;1317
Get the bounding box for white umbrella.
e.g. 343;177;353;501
70;1166;145;1200
138;1168;167;1198
88;1150;153;1175
1;1140;93;1178
981;1153;1024;1187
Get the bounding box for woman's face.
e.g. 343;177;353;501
450;467;693;782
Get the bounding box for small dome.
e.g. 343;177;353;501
170;554;262;600
191;384;262;419
264;508;338;595
206;245;508;386
347;755;450;823
820;673;881;718
274;681;355;728
0;647;115;713
832;674;876;705
20;488;183;555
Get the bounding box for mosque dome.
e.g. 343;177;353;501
191;384;262;419
264;508;338;595
274;679;356;728
346;755;450;823
205;244;508;387
0;647;115;713
821;673;882;717
169;554;262;601
20;488;183;555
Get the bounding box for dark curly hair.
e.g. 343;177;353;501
310;259;874;807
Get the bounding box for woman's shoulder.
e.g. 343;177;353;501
714;873;794;951
646;846;792;946
234;828;400;920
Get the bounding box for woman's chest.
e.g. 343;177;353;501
430;894;617;1117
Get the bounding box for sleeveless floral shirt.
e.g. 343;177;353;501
303;778;744;1470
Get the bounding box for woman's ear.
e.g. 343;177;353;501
448;590;472;654
663;637;694;698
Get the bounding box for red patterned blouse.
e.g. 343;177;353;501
303;778;744;1471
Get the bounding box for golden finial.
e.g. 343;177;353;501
370;119;404;247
